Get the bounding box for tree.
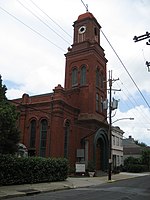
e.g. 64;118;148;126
0;75;20;154
135;140;147;147
141;149;150;171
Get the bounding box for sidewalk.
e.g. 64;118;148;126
0;172;149;199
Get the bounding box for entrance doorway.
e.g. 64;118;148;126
94;128;108;171
96;138;104;170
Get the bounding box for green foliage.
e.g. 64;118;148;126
68;166;75;175
87;160;95;171
123;156;149;173
0;75;20;154
0;155;69;185
0;75;7;102
112;166;121;174
124;156;141;166
141;149;150;170
134;140;147;147
126;164;148;173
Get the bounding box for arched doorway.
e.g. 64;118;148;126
95;138;104;170
93;128;108;171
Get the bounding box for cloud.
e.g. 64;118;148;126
6;88;25;99
113;105;150;145
1;0;150;145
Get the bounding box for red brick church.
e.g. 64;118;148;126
13;11;109;171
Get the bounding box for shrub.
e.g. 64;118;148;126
141;149;150;171
124;156;141;166
112;166;121;174
127;164;148;173
87;160;95;171
0;155;68;186
123;156;148;173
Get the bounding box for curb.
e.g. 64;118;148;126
0;187;72;200
0;173;149;199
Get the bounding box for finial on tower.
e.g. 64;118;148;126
81;0;89;12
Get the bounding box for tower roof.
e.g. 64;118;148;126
77;12;95;21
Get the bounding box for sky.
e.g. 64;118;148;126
0;0;150;145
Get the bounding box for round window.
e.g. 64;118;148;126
78;26;86;34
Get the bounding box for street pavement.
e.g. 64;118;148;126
0;172;149;199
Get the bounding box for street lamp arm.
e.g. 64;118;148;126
112;117;134;124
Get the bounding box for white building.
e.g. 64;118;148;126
111;126;124;169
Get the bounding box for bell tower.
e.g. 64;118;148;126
73;12;100;45
64;12;107;123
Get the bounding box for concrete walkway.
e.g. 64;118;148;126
0;172;149;199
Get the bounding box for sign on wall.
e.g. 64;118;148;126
75;163;85;173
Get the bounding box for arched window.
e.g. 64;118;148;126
80;65;86;85
40;119;48;157
64;120;70;158
96;68;99;87
100;96;104;112
72;67;78;86
96;93;99;112
29;120;36;148
94;27;99;43
100;73;104;88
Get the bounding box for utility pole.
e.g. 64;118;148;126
133;32;150;44
108;70;112;181
108;70;120;181
133;31;150;71
146;61;150;72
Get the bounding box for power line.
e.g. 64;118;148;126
81;0;89;12
0;6;65;52
112;76;150;127
101;29;150;109
10;99;51;115
10;99;67;119
29;0;72;39
116;80;150;124
2;2;150;121
17;0;71;45
133;32;150;72
21;1;150;118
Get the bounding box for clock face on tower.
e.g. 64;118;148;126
78;26;86;34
